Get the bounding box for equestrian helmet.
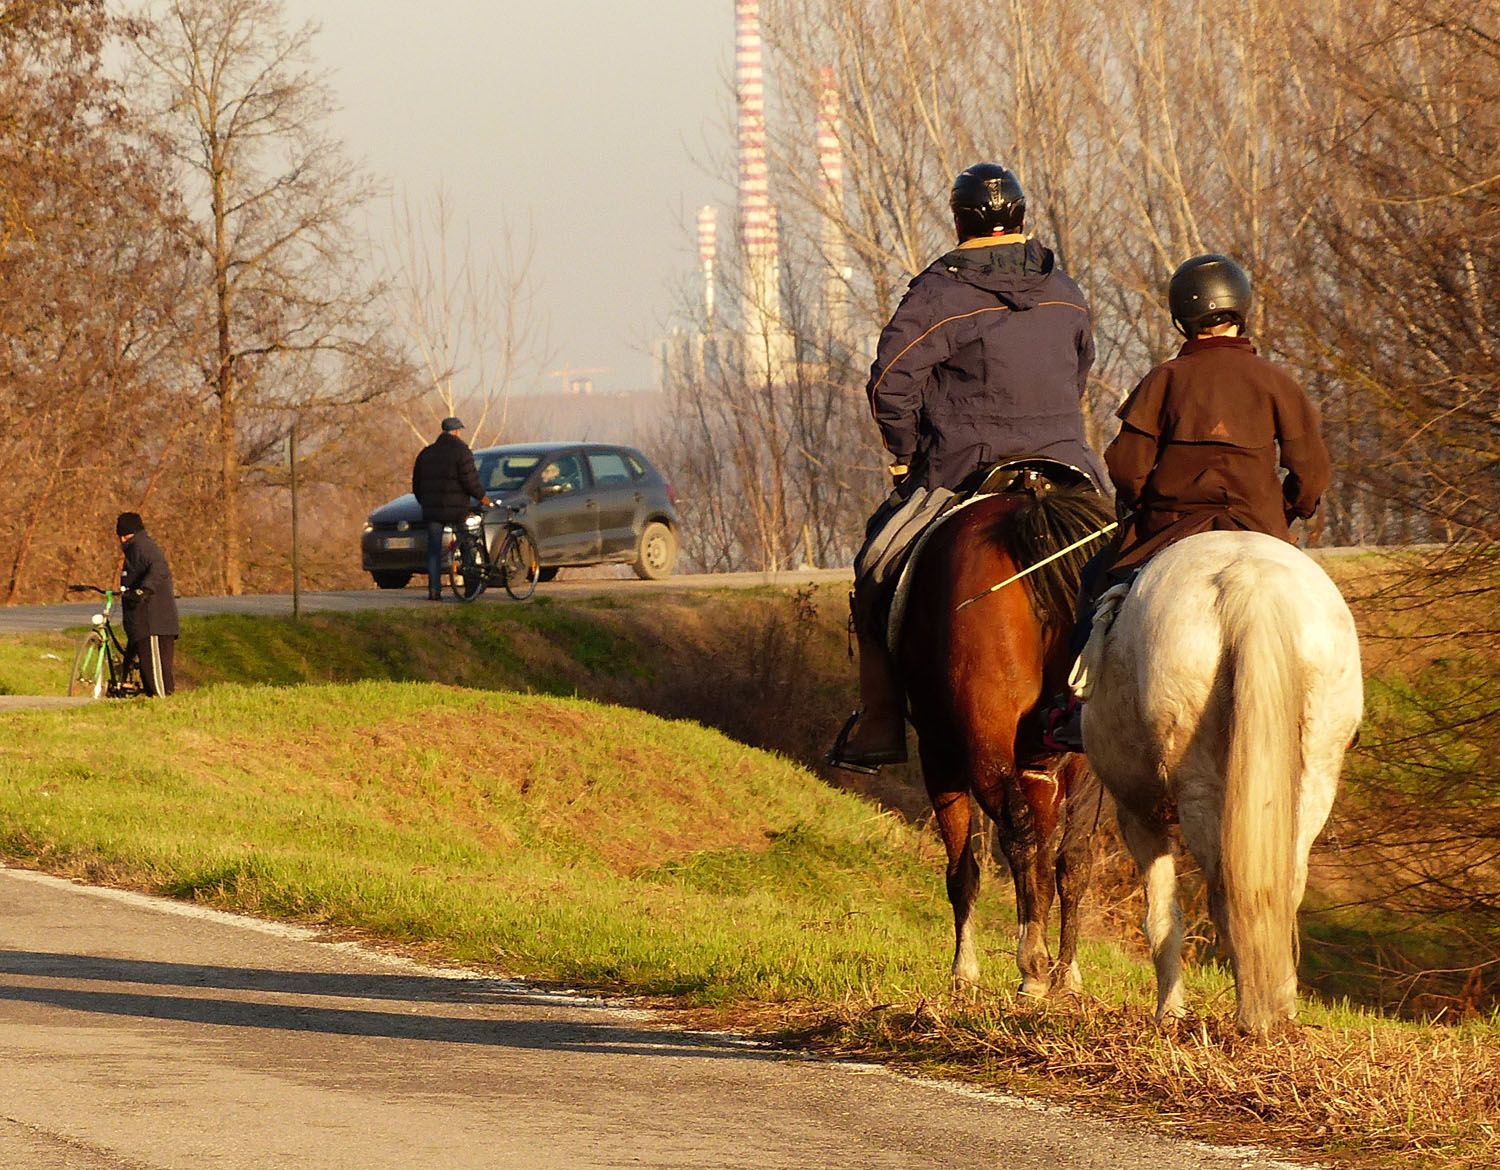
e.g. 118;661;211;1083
950;163;1026;240
1168;253;1253;337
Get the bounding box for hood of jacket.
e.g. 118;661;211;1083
933;238;1058;310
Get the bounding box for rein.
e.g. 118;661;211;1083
955;518;1119;613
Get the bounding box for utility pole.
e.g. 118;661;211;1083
289;420;301;620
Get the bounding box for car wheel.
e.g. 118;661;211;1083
536;566;560;583
371;571;413;590
633;521;677;580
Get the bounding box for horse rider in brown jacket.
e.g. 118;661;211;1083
1045;253;1332;750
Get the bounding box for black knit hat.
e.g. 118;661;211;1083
115;512;145;537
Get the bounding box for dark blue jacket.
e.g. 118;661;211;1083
119;531;179;639
411;432;484;524
867;238;1104;493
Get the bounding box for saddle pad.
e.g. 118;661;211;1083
885;493;998;654
1068;581;1131;701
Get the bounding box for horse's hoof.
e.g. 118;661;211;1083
1018;978;1050;999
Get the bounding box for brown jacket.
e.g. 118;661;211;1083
1103;335;1330;578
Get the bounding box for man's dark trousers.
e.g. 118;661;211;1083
426;521;447;595
124;634;175;696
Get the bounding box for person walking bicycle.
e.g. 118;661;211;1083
411;417;492;601
116;512;178;697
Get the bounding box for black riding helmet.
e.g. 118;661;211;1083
950;163;1026;241
1168;254;1253;337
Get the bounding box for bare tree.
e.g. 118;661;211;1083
0;0;213;602
132;0;389;594
386;187;549;449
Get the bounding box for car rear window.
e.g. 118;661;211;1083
587;451;633;486
625;454;651;481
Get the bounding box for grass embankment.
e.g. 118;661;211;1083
1;581;1498;1167
0;680;958;1001
1;678;1494;1167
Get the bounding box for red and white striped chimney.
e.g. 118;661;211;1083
816;65;843;203
736;0;783;371
697;204;717;324
816;64;848;348
736;0;775;261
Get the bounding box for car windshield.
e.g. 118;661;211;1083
477;452;542;494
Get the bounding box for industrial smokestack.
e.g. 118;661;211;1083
735;0;785;380
816;64;849;353
697;204;717;325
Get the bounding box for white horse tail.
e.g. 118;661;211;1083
1214;558;1302;1034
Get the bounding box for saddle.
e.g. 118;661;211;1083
879;456;1097;654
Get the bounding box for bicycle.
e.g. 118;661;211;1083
444;505;541;603
65;584;144;699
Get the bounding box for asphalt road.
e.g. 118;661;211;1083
0;570;856;635
0;867;1314;1170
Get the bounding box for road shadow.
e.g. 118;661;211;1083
0;950;541;1004
0;949;774;1060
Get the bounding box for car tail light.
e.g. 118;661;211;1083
666;480;677;506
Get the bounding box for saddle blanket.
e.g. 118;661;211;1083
1067;581;1131;700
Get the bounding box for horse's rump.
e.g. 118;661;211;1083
891;482;1112;654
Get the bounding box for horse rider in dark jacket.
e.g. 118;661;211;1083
116;512;179;697
411;417;491;600
1042;254;1333;751
827;163;1105;773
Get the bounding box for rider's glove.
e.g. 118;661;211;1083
888;462;910;483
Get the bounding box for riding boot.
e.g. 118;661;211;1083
1042;694;1085;753
827;622;908;772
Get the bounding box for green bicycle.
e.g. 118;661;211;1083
65;584;143;699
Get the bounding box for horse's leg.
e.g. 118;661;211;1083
1117;804;1185;1022
988;778;1052;998
927;785;983;988
1053;756;1102;994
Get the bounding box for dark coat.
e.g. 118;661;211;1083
867;237;1105;494
1103;335;1331;579
119;531;179;639
411;432;484;524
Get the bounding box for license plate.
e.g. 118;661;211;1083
382;536;415;550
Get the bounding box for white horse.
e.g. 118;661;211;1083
1083;530;1363;1034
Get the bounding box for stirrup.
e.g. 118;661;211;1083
825;710;907;774
825;712;878;774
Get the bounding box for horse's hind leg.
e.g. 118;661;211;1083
1117;806;1185;1022
992;790;1053;999
929;788;982;987
1054;759;1103;994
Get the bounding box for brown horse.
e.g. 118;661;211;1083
896;476;1110;994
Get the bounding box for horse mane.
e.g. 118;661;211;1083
983;486;1114;630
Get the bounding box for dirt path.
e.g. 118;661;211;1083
0;867;1315;1169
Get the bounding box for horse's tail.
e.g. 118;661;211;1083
994;486;1114;630
1214;558;1303;1034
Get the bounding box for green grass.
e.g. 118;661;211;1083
0;629;82;695
0;679;993;1002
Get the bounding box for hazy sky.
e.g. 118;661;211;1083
283;1;736;394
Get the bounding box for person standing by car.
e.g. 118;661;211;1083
411;417;492;600
116;512;179;697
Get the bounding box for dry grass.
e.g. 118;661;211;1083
704;991;1500;1170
